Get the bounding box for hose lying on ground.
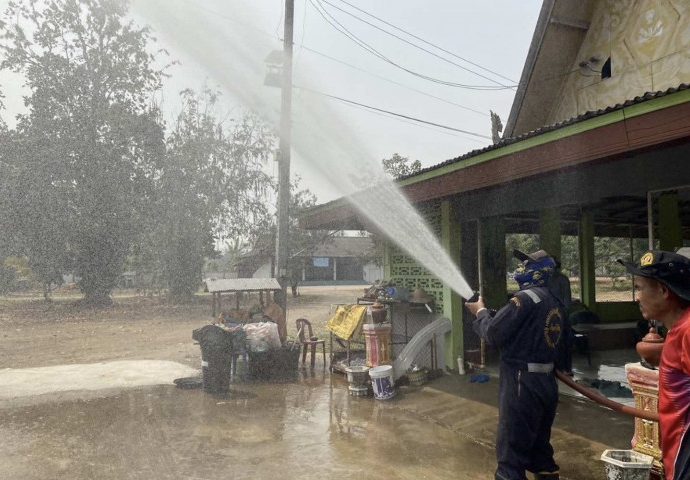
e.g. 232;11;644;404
555;370;660;422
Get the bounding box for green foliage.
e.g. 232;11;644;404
242;175;325;285
151;89;275;302
505;233;539;272
287;178;327;281
381;153;421;179
0;261;17;294
0;0;165;304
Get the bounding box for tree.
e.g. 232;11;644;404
154;89;275;302
381;153;422;179
286;179;325;294
0;0;166;305
241;176;327;296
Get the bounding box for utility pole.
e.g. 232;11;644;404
274;0;294;311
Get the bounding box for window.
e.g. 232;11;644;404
601;57;611;79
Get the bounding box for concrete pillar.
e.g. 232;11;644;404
658;192;683;252
332;257;337;281
440;200;463;369
578;209;596;309
539;208;562;260
460;221;481;366
479;216;506;367
383;243;392;280
479;216;507;310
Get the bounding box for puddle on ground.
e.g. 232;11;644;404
0;372;496;480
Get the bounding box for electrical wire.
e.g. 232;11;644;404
183;1;500;125
322;0;515;89
301;45;488;117
359;107;488;144
312;0;512;90
334;0;517;85
308;0;514;90
294;84;492;139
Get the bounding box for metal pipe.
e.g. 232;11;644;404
647;190;654;250
555;370;659;422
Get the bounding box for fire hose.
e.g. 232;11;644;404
555;370;659;422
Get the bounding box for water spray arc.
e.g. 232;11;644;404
135;0;475;303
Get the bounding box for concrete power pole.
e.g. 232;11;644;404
274;0;294;311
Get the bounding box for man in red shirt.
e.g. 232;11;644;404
620;250;690;480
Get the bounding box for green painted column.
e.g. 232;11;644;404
440;200;463;369
658;192;683;252
539;208;561;260
479;216;506;366
479;216;507;311
383;242;392;280
578;210;596;310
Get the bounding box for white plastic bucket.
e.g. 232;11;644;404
369;365;395;400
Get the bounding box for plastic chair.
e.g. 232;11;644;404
296;318;326;368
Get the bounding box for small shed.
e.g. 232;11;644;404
204;277;282;318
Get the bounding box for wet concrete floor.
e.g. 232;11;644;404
0;368;633;480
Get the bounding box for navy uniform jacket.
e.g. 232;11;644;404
473;286;567;370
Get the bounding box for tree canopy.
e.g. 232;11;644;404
381;153;421;179
0;0;282;304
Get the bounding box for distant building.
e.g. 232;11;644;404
235;235;382;284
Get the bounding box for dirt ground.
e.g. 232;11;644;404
0;285;634;479
0;286;362;370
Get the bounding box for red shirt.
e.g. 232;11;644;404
659;307;690;480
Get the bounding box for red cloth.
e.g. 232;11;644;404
659;307;690;480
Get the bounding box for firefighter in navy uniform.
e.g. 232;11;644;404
466;249;569;480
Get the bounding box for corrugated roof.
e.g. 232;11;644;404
204;277;281;293
398;83;690;182
300;83;690;221
310;236;377;258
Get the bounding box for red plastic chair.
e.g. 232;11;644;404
295;318;326;368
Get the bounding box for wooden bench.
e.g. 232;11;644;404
572;321;639;351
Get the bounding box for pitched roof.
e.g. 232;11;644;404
503;0;594;137
309;236;378;258
204;277;281;293
399;83;690;182
300;84;690;229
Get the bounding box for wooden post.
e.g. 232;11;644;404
658;191;682;252
578;209;596;310
539;207;561;260
440;200;463;370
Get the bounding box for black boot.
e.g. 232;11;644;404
534;473;559;480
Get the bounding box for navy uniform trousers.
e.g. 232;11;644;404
496;362;559;480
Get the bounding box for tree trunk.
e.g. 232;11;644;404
81;292;113;307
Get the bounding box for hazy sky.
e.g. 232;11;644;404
0;0;542;202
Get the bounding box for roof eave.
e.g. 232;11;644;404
503;0;555;138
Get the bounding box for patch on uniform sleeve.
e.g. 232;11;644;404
510;296;522;308
543;308;563;349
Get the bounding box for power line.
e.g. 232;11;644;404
334;0;517;85
308;0;514;90
312;0;511;90
356;107;487;144
300;45;488;117
185;2;496;119
187;2;612;92
322;0;516;88
294;84;492;139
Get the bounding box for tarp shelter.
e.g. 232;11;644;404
204;278;282;318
